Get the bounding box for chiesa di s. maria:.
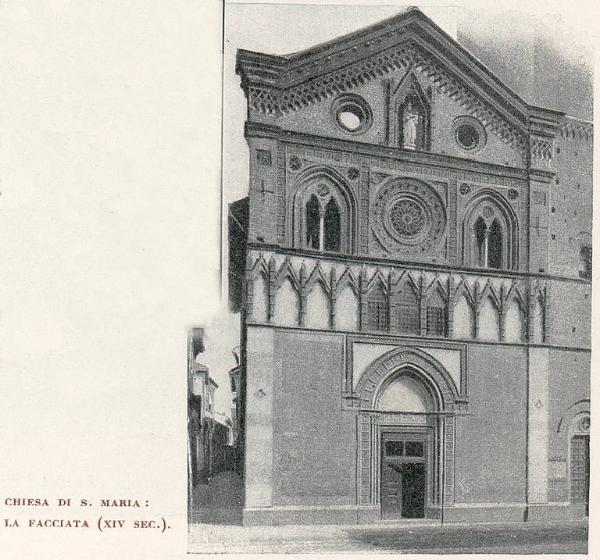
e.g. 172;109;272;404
228;7;592;525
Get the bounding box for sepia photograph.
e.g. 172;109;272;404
1;1;596;558
187;2;593;555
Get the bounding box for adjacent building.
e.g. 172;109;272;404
230;8;591;525
188;331;236;486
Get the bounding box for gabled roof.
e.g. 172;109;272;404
236;7;564;139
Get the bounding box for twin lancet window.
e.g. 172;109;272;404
302;184;509;272
463;197;514;270
292;172;352;254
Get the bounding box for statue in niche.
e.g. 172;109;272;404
402;100;419;150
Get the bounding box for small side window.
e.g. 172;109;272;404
579;245;592;280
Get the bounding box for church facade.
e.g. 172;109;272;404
230;8;591;525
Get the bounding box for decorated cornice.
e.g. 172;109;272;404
559;116;593;142
239;40;530;151
237;8;527;117
246;242;589;286
236;8;576;155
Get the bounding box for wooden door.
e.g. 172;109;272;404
380;435;426;519
381;460;403;518
401;462;425;518
571;435;590;515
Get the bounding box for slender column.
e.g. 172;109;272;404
267;256;277;322
473;283;481;339
419;296;427;336
446;276;455;337
299;262;307;327
483;228;490;268
499;309;507;341
498;285;507;341
359;266;368;331
527;281;536;341
418;275;427;336
318;209;325;252
329;267;337;330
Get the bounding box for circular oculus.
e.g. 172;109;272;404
452;116;487;152
331;94;372;135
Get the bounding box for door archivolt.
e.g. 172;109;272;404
355;346;460;412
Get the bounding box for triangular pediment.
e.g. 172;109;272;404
237;8;562;145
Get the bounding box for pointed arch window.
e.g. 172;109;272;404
463;195;517;270
292;172;354;255
579;245;592;280
474;217;487;266
324;198;341;252
426;291;447;337
474;217;503;269
305;195;320;250
488;220;503;269
303;192;341;252
367;285;389;332
395;287;420;334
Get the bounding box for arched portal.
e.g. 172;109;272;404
376;370;436;519
557;400;590;516
355;348;461;521
376;373;434;412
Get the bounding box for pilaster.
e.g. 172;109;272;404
527;132;554;274
267;256;277;321
527;347;550;506
244;327;275;509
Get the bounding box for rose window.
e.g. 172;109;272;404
389;199;426;236
371;177;447;256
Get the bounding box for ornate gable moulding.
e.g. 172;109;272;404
245;41;527;153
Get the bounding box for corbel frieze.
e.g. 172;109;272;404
245;250;541;343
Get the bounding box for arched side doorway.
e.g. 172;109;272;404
569;416;590;516
355;348;461;521
557;402;590;517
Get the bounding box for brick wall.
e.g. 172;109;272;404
272;66;525;169
246;137;281;245
546;279;591;348
548;129;593;279
547;349;590;502
454;344;527;504
271;330;357;506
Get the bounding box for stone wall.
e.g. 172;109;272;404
453;344;527;505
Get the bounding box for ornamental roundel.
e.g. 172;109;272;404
482;205;494;218
389;199;426;236
579;416;590;433
316;184;331;197
371;178;447;255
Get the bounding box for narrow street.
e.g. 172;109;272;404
188;518;588;554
